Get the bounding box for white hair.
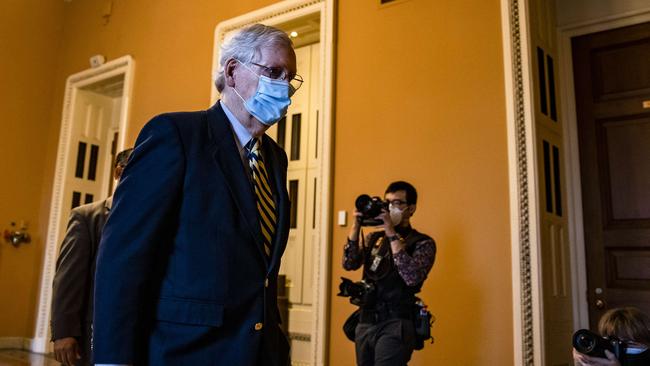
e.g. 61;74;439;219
214;24;293;93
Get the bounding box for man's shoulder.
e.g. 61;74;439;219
409;229;435;246
142;103;226;140
147;109;208;130
72;199;108;217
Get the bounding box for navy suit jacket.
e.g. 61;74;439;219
93;102;291;365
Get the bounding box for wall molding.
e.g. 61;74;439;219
0;337;32;350
501;0;542;364
31;55;135;353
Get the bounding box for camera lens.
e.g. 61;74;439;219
572;329;612;357
575;332;596;352
355;194;373;213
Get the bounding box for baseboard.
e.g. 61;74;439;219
0;337;32;350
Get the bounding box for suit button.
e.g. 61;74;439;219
254;322;263;331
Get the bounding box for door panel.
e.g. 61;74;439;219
58;89;117;250
268;42;321;364
528;0;574;362
572;21;650;328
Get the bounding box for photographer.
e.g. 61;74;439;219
573;307;650;366
343;181;436;366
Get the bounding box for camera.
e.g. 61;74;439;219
355;194;388;226
337;277;376;306
573;329;625;360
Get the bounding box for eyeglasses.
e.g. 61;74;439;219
250;62;304;92
387;199;409;207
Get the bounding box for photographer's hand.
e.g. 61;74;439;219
376;209;406;254
572;348;621;366
348;209;363;243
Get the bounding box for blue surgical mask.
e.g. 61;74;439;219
626;345;649;355
233;61;293;126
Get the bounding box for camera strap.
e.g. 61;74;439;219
366;233;392;275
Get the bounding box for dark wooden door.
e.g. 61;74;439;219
572;21;650;328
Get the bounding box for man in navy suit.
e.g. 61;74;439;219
93;24;302;366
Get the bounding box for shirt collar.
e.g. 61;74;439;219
220;101;252;149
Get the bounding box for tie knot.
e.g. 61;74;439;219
246;137;260;155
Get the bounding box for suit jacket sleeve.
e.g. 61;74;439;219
93;116;185;364
51;209;92;340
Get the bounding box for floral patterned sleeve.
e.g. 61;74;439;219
342;234;372;271
392;238;436;286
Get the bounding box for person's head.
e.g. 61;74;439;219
113;148;133;181
598;307;650;347
384;181;418;226
216;24;299;137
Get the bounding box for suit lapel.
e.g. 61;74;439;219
206;102;268;264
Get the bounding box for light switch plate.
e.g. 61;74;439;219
338;210;347;226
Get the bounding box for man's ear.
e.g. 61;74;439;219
113;166;124;180
224;58;238;87
408;204;417;216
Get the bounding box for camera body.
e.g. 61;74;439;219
355;194;388;226
573;329;626;361
337;277;376;306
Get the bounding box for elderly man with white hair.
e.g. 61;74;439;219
93;24;300;366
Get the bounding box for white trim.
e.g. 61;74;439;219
557;8;650;331
500;1;521;363
32;55;135;353
210;2;334;365
501;0;544;363
0;337;32;350
520;0;545;362
501;0;520;363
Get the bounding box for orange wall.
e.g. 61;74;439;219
0;0;65;336
52;0;282;144
328;1;513;365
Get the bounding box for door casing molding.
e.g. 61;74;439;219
557;6;650;331
501;0;543;364
32;55;135;353
210;1;335;365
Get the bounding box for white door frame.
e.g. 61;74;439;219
557;7;650;331
31;55;135;352
500;0;544;364
209;1;335;365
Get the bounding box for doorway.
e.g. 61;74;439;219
210;1;335;365
572;21;650;328
31;56;135;353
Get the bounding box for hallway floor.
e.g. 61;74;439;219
0;350;58;366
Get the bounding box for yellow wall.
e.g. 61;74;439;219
2;0;514;364
329;1;513;365
0;0;65;336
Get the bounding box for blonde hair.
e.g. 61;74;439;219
598;307;650;346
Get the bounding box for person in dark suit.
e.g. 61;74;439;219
93;24;301;366
50;148;133;366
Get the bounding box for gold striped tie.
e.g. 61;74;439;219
246;138;276;257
